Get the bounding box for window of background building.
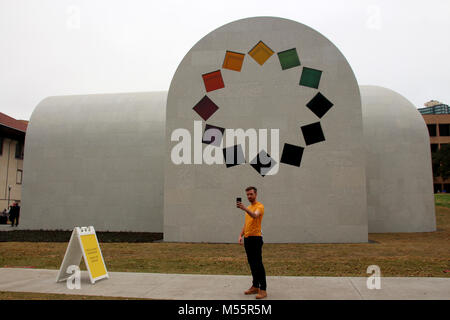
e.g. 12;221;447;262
15;142;24;159
444;184;450;193
427;124;437;136
16;169;23;184
440;143;449;150
439;124;450;136
434;183;442;193
431;144;439;152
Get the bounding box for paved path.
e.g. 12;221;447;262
0;268;449;299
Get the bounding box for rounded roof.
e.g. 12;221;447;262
21;91;168;232
360;85;435;233
164;16;367;243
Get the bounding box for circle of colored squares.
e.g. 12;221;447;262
192;41;335;176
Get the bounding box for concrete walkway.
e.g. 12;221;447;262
0;268;449;299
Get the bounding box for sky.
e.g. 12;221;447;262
0;0;449;120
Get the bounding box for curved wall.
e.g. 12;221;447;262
21;91;167;232
360;85;436;232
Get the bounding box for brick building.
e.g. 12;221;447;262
0;112;28;210
419;103;450;193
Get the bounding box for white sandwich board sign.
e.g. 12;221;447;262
56;226;109;284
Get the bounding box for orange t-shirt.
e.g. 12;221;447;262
244;201;265;237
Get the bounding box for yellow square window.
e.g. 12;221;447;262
248;41;274;66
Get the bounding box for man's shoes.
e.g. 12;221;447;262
255;289;267;299
244;286;259;295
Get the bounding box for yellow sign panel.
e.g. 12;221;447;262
80;233;107;279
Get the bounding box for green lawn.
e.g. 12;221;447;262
434;193;450;208
1;206;449;279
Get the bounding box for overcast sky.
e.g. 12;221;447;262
0;0;449;120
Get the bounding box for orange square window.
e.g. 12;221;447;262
202;70;225;92
223;51;245;72
248;41;274;66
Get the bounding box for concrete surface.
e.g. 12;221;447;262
165;16;368;243
0;268;448;300
360;85;436;233
21;91;167;232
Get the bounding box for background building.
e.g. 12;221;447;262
0;112;27;210
419;102;450;193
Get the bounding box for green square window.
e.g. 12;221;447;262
277;48;301;70
299;67;322;89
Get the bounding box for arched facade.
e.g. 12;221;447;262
164;17;368;243
360;85;436;232
21;91;167;232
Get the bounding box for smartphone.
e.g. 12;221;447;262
236;197;242;203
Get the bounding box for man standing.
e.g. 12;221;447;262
237;186;267;299
9;202;19;227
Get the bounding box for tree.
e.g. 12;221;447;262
432;144;450;180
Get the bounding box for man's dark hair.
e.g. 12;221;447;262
245;186;257;193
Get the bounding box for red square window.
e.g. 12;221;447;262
202;70;225;92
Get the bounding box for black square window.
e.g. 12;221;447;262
249;150;277;176
306;92;334;118
280;143;304;167
301;122;325;145
431;144;438;153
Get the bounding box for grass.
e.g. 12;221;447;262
1;205;449;278
435;193;450;208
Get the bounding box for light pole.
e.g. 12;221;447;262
7;185;12;208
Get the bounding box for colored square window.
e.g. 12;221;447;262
223;51;245;72
299;67;322;89
306;92;334;118
202;70;225;92
280;143;304;167
222;144;245;168
248;41;274;66
192;95;219;121
202;124;225;147
277;48;301;70
301;122;325;145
